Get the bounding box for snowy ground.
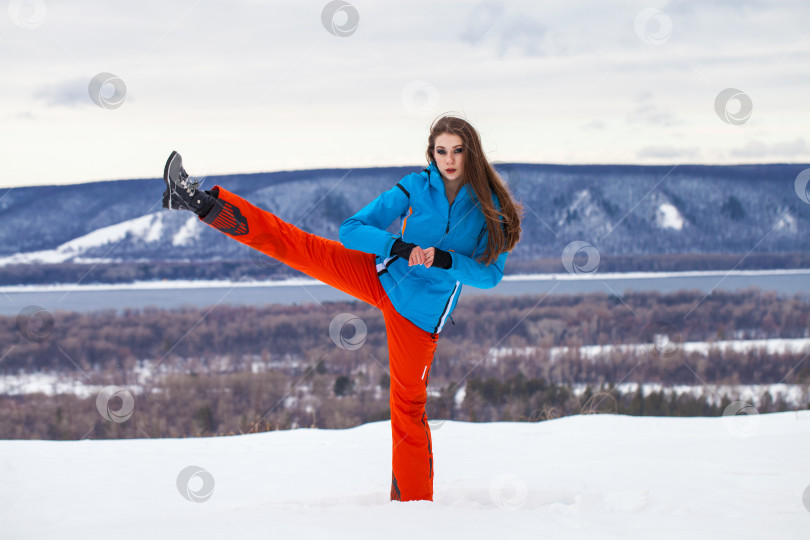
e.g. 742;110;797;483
2;412;809;540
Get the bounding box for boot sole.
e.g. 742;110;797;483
163;150;181;210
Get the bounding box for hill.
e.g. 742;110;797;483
1;163;808;271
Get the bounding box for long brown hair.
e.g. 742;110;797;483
425;115;523;265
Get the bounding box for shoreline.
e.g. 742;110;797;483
1;267;809;293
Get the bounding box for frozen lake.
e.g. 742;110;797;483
0;269;808;316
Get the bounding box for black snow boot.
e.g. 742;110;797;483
162;151;216;216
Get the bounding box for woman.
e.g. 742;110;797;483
162;115;523;502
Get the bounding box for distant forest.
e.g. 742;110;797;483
1;289;808;439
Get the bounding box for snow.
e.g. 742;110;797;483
172;215;200;246
548;337;810;360
569;382;808;407
656;202;685;230
775;211;798;233
0;212;166;266
1;413;809;539
0;372;109;397
487;337;810;364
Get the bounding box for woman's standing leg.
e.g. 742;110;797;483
382;296;438;502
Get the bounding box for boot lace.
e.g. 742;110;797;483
177;167;202;196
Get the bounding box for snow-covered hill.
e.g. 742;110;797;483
0;212;201;265
2;413;809;539
0;163;808;265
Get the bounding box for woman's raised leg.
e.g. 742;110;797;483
200;185;387;308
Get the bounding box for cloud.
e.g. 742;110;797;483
626;92;683;127
34;78;91;107
730;138;808;158
461;1;549;56
637;145;700;159
6;111;36;121
582;119;606;130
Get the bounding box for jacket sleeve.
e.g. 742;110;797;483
444;227;508;289
443;192;508;289
339;177;411;257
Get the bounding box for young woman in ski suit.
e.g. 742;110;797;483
162;115;523;502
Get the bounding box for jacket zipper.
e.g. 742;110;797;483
434;281;460;334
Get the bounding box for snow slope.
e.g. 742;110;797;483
2;413;809;539
0;212;200;266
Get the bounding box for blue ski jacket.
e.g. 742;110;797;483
339;160;508;335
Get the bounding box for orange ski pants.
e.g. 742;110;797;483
200;187;437;502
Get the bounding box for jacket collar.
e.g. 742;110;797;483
424;160;472;204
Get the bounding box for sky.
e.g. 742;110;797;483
1;0;809;188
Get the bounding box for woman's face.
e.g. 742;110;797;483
433;132;464;182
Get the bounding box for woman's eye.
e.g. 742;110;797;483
454;148;463;153
437;149;445;155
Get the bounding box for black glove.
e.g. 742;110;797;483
390;238;416;259
432;248;452;269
